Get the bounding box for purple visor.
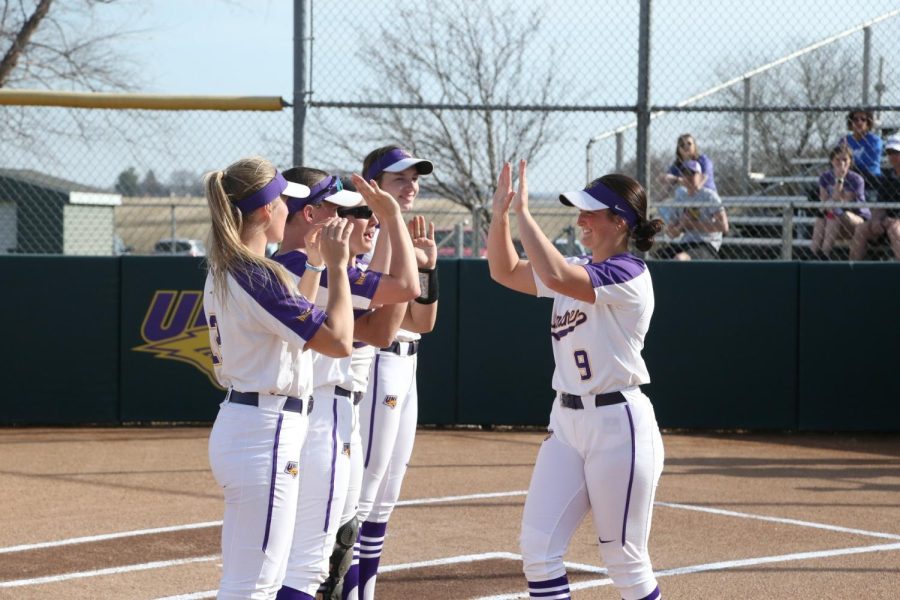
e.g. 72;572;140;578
234;172;310;215
363;148;434;181
559;181;638;229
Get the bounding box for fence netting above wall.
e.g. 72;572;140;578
1;1;899;261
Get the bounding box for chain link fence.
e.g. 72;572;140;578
2;0;900;261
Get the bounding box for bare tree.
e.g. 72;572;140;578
717;43;862;176
325;3;566;235
0;0;143;160
1;0;140;90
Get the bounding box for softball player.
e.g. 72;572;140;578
487;161;665;600
336;146;438;600
273;169;419;600
203;157;356;600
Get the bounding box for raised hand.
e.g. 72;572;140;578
303;218;329;266
512;159;529;214
350;173;401;219
319;217;354;269
408;215;437;270
492;162;515;215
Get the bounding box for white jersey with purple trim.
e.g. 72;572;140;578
533;253;653;396
203;265;326;397
274;250;383;389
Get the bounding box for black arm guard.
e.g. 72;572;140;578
415;267;439;305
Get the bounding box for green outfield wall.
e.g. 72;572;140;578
1;257;897;431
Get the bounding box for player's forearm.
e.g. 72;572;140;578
297;267;322;300
369;227;391;273
517;209;566;285
401;300;438;334
314;276;354;357
383;213;420;298
487;212;519;281
353;303;407;348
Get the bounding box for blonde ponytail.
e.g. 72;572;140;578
205;157;297;301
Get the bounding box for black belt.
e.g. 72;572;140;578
335;386;364;405
381;340;419;356
560;391;627;409
228;390;307;414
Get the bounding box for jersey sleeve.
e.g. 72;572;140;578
582;255;647;306
233;266;326;345
533;256;586;299
346;264;382;307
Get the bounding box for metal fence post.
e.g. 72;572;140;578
781;204;794;260
742;77;752;195
293;0;308;167
454;222;464;258
615;132;624;173
170;204;177;253
635;0;652;192
863;26;872;105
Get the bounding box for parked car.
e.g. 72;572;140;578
152;238;206;256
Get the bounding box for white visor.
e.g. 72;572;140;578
559;190;611;212
383;157;434;175
283;180;311;199
324;189;364;207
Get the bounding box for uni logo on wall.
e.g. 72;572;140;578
133;290;221;388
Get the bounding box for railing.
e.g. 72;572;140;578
651;199;900;260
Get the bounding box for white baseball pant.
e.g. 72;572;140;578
280;386;355;597
208;398;308;600
520;388;664;600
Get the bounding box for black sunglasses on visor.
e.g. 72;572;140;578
336;205;374;219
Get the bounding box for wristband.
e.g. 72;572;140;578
415;267;439;305
304;262;326;273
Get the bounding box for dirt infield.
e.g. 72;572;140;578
1;427;898;599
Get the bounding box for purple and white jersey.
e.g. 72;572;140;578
274;250;383;390
203;265;326;398
533;253;653;396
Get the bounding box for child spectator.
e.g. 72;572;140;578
811;145;870;258
657;160;728;260
657;133;716;193
842;109;883;193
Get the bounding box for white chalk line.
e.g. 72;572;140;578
0;555;219;589
656;501;900;541
153;554;602;600
0;490;525;555
473;541;900;600
3;490;899;594
0;521;223;555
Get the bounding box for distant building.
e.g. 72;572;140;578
0;169;122;255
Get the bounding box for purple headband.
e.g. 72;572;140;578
286;175;342;214
364;148;412;181
585;182;639;229
234;172;287;214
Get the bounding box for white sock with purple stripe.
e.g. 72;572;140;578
528;574;570;599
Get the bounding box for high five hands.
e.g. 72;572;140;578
492;160;529;216
408;215;437;270
351;174;401;218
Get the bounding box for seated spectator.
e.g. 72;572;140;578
657;133;717;193
850;135;900;261
842;108;883;194
656;160;728;260
811;145;870;258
